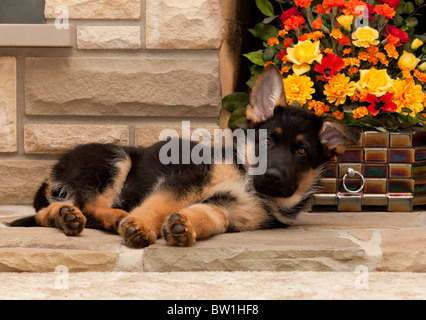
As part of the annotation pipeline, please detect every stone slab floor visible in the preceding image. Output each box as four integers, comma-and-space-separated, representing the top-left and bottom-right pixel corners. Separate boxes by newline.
1, 206, 425, 299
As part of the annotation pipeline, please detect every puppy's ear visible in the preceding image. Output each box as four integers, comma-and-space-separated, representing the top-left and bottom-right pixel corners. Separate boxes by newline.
246, 65, 287, 123
319, 116, 360, 157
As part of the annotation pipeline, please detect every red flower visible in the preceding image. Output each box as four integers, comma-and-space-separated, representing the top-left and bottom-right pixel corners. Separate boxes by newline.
383, 25, 409, 47
366, 93, 397, 116
279, 7, 303, 27
377, 0, 400, 7
314, 54, 346, 81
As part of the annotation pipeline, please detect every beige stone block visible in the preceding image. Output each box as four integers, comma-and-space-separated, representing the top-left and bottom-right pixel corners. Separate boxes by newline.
146, 0, 225, 49
24, 124, 129, 154
135, 124, 219, 147
143, 229, 366, 272
0, 57, 17, 152
378, 229, 426, 272
77, 26, 141, 50
45, 0, 141, 19
0, 160, 56, 204
25, 57, 221, 117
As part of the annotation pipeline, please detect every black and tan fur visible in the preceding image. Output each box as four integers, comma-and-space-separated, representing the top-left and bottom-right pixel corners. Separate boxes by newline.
8, 65, 357, 248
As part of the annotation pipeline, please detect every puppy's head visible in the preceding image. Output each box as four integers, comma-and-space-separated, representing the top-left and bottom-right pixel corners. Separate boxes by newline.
246, 65, 357, 198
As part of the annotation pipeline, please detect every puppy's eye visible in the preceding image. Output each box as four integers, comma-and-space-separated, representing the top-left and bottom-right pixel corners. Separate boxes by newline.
297, 146, 307, 155
263, 137, 272, 147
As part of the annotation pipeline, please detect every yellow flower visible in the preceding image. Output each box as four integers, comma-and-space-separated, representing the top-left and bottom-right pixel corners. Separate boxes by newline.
351, 26, 379, 48
391, 79, 425, 115
355, 69, 393, 97
324, 73, 356, 106
286, 40, 323, 76
283, 74, 315, 106
353, 107, 369, 119
419, 62, 426, 72
398, 51, 421, 70
411, 38, 424, 50
337, 15, 353, 32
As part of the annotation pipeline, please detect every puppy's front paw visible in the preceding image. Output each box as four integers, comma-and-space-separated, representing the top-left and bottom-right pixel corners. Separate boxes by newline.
162, 213, 196, 247
56, 206, 86, 236
118, 217, 156, 248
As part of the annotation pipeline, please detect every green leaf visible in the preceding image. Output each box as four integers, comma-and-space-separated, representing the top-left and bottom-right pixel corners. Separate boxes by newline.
394, 15, 404, 26
248, 23, 280, 42
408, 116, 419, 125
406, 16, 418, 28
255, 0, 275, 17
401, 107, 414, 113
222, 92, 250, 113
228, 108, 248, 130
243, 50, 267, 66
263, 47, 276, 60
404, 2, 415, 14
263, 15, 279, 24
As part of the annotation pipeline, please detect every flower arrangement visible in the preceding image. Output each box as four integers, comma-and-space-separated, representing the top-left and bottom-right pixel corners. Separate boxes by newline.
222, 0, 426, 131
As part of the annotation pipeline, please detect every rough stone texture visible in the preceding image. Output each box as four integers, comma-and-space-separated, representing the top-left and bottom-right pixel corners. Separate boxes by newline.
1, 271, 426, 300
135, 124, 220, 147
0, 161, 56, 204
0, 57, 17, 152
146, 0, 225, 49
2, 209, 426, 273
24, 124, 129, 154
44, 0, 141, 19
77, 26, 141, 50
378, 229, 426, 272
143, 229, 366, 272
25, 57, 221, 117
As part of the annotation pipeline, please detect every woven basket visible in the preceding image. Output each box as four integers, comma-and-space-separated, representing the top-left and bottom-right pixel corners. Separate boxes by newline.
311, 128, 426, 212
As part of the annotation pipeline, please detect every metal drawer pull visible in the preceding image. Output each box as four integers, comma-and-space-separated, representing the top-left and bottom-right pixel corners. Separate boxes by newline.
342, 168, 365, 193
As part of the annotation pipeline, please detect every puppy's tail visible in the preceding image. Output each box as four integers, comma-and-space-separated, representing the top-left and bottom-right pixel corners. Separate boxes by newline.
6, 215, 37, 227
4, 181, 49, 228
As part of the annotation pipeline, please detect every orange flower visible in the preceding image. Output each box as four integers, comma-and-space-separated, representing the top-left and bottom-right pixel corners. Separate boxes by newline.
374, 4, 396, 19
352, 106, 369, 119
324, 48, 334, 55
344, 57, 361, 67
386, 34, 401, 46
278, 30, 288, 38
337, 36, 351, 46
304, 31, 325, 41
358, 51, 369, 61
307, 100, 331, 116
384, 42, 399, 59
268, 37, 279, 46
366, 45, 378, 55
377, 52, 389, 67
281, 66, 291, 74
343, 0, 368, 17
317, 4, 326, 14
414, 69, 426, 83
402, 67, 413, 82
331, 28, 344, 40
264, 61, 275, 67
343, 48, 352, 55
294, 0, 313, 8
312, 18, 322, 30
284, 15, 306, 30
333, 110, 345, 120
348, 67, 359, 76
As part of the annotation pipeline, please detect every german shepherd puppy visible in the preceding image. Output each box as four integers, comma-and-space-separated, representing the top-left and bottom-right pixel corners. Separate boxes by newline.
8, 65, 356, 248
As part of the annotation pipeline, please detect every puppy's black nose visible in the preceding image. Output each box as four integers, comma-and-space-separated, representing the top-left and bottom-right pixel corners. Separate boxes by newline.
264, 167, 283, 184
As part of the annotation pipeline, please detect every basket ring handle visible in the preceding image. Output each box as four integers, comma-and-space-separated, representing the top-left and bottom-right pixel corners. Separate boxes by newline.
342, 168, 365, 193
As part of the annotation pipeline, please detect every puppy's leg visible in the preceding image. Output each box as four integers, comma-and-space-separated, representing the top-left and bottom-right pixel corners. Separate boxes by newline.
118, 191, 189, 248
35, 203, 86, 236
162, 203, 229, 247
